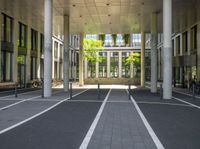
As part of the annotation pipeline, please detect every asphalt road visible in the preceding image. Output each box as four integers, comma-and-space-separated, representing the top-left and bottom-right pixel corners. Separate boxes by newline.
0, 89, 109, 149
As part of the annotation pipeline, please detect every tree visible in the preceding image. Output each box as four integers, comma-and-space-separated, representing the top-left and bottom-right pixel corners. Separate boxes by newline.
83, 38, 104, 63
99, 34, 105, 45
125, 53, 141, 77
123, 34, 130, 46
111, 34, 117, 46
83, 38, 104, 77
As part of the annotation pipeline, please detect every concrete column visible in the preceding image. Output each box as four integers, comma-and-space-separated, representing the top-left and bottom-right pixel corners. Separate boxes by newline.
63, 15, 70, 91
107, 51, 110, 78
0, 10, 2, 81
26, 27, 31, 84
96, 53, 99, 78
37, 32, 41, 79
150, 13, 158, 93
84, 58, 88, 79
69, 48, 72, 79
52, 40, 55, 79
44, 0, 53, 97
12, 18, 19, 83
141, 32, 145, 87
163, 0, 172, 99
79, 33, 84, 86
119, 51, 122, 78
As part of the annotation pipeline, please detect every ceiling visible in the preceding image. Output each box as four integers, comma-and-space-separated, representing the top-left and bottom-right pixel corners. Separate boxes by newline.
0, 0, 199, 36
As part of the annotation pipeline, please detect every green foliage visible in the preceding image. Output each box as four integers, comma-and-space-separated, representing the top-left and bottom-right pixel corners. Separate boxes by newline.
83, 38, 104, 65
111, 34, 117, 46
99, 34, 105, 44
125, 53, 141, 67
123, 34, 130, 45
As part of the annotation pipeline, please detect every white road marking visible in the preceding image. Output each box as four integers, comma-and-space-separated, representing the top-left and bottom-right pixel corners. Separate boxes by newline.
0, 90, 63, 111
172, 96, 200, 109
173, 90, 200, 99
0, 89, 88, 135
127, 90, 165, 149
79, 88, 112, 149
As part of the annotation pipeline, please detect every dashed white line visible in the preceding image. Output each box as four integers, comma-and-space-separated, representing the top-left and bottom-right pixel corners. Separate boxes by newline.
0, 89, 88, 135
79, 88, 112, 149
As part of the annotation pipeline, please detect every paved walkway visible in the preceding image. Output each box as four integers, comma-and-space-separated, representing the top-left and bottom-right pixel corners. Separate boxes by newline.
0, 85, 200, 149
87, 89, 157, 149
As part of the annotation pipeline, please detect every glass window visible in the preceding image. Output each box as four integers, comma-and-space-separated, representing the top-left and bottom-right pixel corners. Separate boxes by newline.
1, 52, 12, 81
191, 25, 197, 50
31, 29, 38, 51
1, 13, 13, 43
116, 34, 124, 46
176, 36, 180, 55
122, 52, 130, 78
110, 52, 119, 78
40, 34, 44, 54
60, 44, 63, 59
88, 62, 96, 78
54, 41, 58, 58
99, 52, 107, 78
132, 34, 141, 47
182, 32, 188, 53
104, 34, 112, 46
19, 22, 27, 48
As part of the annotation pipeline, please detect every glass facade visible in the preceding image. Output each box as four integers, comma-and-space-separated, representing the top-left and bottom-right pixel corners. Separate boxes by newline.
110, 52, 119, 78
122, 52, 130, 78
1, 14, 13, 82
31, 29, 38, 51
99, 52, 107, 78
19, 22, 27, 48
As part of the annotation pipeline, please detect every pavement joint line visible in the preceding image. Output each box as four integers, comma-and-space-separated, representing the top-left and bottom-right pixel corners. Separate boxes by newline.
106, 100, 131, 103
127, 89, 165, 149
0, 90, 64, 111
67, 100, 103, 103
79, 88, 112, 149
0, 89, 89, 135
137, 101, 193, 108
0, 88, 39, 94
0, 89, 41, 100
172, 96, 200, 109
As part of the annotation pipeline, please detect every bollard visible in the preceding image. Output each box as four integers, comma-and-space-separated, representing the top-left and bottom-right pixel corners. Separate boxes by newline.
192, 83, 195, 99
128, 84, 131, 100
160, 84, 163, 99
15, 83, 18, 98
70, 82, 72, 99
98, 83, 100, 100
41, 78, 44, 98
